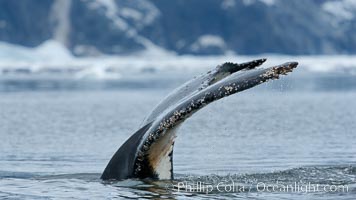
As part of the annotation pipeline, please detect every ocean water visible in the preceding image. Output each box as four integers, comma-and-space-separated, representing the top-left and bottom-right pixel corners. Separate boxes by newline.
0, 70, 356, 199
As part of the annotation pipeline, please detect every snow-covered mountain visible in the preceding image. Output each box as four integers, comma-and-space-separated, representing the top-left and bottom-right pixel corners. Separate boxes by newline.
0, 0, 356, 56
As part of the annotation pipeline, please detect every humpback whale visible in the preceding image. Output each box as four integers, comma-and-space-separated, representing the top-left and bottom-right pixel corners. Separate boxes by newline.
101, 58, 298, 180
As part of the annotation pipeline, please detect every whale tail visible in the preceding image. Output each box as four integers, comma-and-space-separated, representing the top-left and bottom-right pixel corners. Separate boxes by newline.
101, 122, 152, 180
101, 59, 298, 180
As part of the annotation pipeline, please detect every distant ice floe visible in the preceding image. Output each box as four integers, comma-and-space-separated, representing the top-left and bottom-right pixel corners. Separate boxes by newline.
74, 67, 121, 80
190, 35, 227, 52
0, 40, 356, 79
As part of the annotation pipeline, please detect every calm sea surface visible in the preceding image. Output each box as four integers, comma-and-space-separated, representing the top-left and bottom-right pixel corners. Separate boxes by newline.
0, 71, 356, 199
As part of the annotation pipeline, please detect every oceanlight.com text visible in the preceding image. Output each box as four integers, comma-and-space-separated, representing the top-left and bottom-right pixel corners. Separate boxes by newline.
166, 181, 349, 194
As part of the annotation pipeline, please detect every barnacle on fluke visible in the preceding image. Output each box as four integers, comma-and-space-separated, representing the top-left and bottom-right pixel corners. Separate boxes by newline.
101, 58, 298, 181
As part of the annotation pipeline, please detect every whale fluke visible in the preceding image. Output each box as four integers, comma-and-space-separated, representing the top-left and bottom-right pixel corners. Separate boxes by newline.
101, 122, 152, 180
101, 59, 298, 180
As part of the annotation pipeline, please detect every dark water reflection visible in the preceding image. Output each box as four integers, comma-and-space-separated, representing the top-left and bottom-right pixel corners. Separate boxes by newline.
0, 71, 355, 92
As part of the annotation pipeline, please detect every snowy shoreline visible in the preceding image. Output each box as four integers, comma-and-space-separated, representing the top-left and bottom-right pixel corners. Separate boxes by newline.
1, 40, 356, 79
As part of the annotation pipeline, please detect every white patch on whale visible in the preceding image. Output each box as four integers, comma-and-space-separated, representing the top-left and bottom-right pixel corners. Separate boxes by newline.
147, 126, 179, 179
